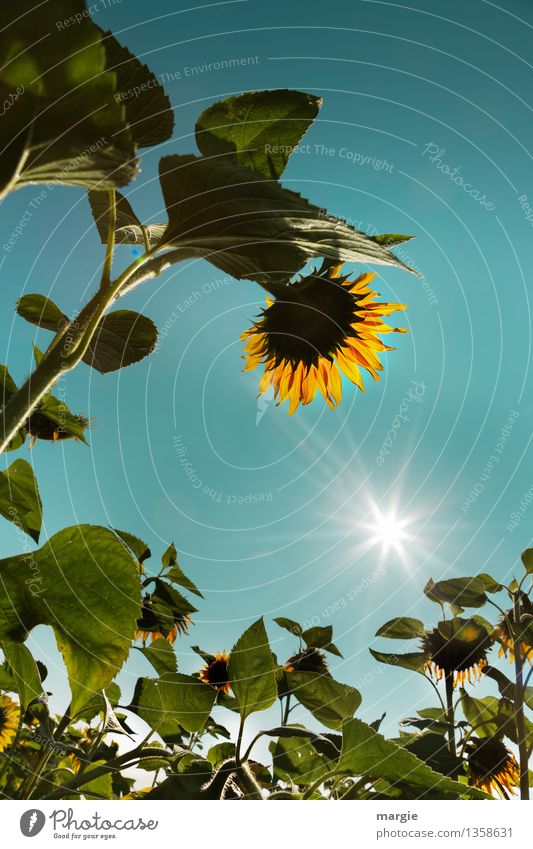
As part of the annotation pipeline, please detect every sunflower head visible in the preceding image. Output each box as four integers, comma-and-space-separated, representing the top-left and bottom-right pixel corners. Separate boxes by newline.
135, 595, 193, 645
466, 737, 520, 798
285, 647, 329, 675
494, 597, 533, 664
26, 411, 92, 445
0, 694, 20, 752
199, 651, 231, 694
422, 618, 493, 686
241, 263, 407, 414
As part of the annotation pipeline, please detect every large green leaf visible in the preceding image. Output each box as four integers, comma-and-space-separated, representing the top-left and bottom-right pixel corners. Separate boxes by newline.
339, 719, 488, 798
460, 692, 507, 739
0, 1, 136, 195
158, 154, 412, 284
0, 525, 140, 713
424, 577, 488, 609
131, 673, 216, 734
228, 618, 277, 720
0, 459, 42, 542
112, 529, 151, 564
195, 89, 321, 179
1, 642, 43, 710
375, 617, 425, 640
288, 671, 361, 730
100, 29, 174, 149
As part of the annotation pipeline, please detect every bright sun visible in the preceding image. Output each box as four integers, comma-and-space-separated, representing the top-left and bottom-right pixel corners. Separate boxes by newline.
367, 507, 411, 554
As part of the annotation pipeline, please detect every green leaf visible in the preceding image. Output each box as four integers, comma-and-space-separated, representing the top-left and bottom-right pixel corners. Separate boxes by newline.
369, 233, 414, 247
476, 573, 504, 593
131, 673, 216, 734
112, 528, 151, 563
521, 549, 533, 574
138, 638, 177, 676
82, 310, 158, 374
483, 666, 515, 700
0, 525, 140, 714
195, 89, 321, 179
158, 154, 413, 285
101, 29, 174, 149
273, 617, 302, 636
1, 642, 43, 710
88, 190, 166, 246
288, 671, 361, 730
207, 742, 236, 769
0, 4, 136, 195
424, 577, 487, 608
339, 719, 488, 798
460, 691, 502, 738
16, 295, 67, 331
75, 683, 121, 722
375, 617, 425, 640
369, 648, 429, 672
0, 459, 43, 542
161, 544, 203, 597
228, 617, 277, 720
270, 735, 332, 784
301, 625, 342, 656
147, 759, 216, 799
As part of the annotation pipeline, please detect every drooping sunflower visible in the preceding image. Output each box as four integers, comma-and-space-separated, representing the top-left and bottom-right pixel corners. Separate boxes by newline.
466, 737, 520, 798
0, 694, 20, 752
285, 647, 329, 675
135, 600, 192, 644
26, 411, 91, 448
241, 263, 407, 414
422, 619, 493, 687
494, 599, 533, 664
199, 651, 231, 694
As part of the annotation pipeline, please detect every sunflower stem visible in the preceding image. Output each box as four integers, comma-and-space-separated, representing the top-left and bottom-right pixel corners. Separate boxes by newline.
282, 694, 291, 726
100, 189, 116, 290
512, 592, 530, 800
444, 672, 456, 758
235, 715, 246, 766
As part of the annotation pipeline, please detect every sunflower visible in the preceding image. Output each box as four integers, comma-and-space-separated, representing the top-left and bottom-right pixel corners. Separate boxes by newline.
285, 647, 329, 674
241, 263, 407, 414
466, 737, 520, 798
422, 619, 493, 687
135, 601, 192, 644
199, 651, 231, 694
0, 694, 20, 752
135, 614, 191, 645
494, 601, 533, 664
26, 412, 91, 447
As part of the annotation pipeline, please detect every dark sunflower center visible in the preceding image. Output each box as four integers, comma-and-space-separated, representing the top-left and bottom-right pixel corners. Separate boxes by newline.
423, 628, 489, 673
261, 275, 359, 367
207, 659, 229, 688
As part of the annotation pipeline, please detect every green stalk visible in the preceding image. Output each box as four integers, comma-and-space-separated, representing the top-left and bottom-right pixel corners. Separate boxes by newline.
512, 593, 530, 800
444, 672, 456, 758
0, 249, 154, 454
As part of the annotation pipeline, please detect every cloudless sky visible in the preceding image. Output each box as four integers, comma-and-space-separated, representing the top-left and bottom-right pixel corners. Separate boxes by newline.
1, 0, 533, 744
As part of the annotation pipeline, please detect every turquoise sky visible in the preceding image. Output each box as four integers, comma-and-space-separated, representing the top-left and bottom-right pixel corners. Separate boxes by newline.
1, 0, 533, 744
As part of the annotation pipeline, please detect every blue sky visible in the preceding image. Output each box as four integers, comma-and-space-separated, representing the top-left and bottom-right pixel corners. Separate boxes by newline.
1, 0, 532, 741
